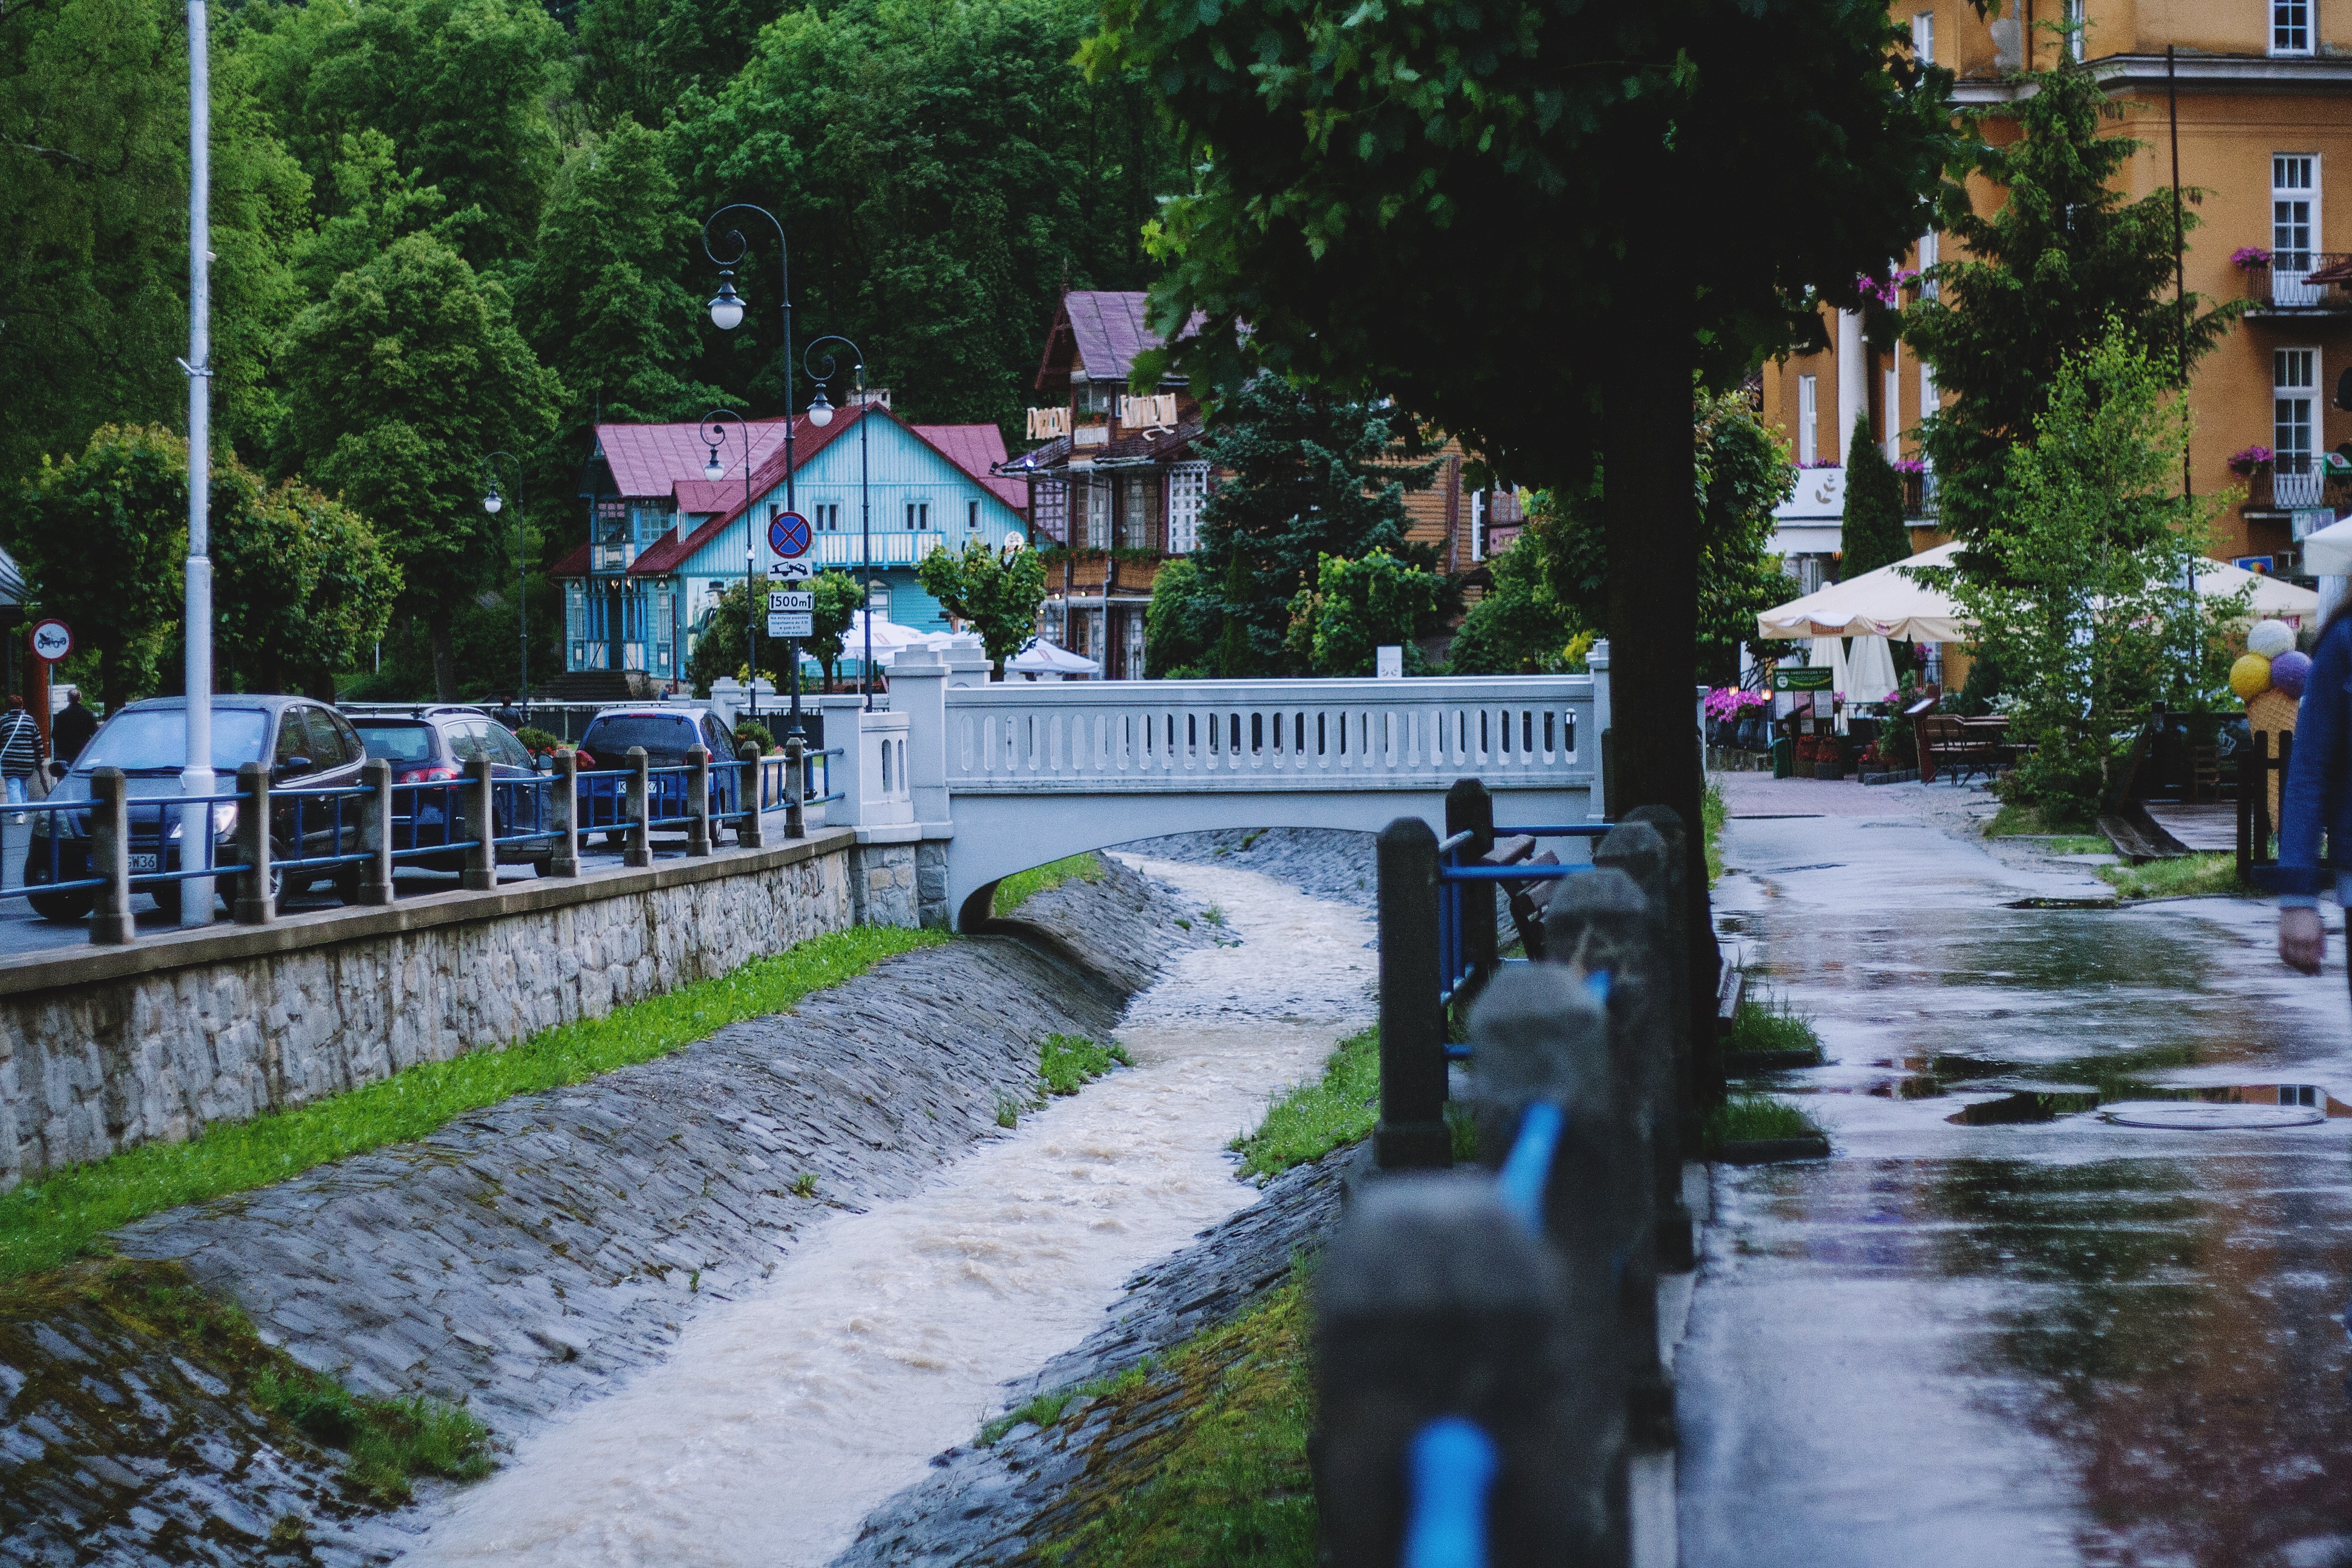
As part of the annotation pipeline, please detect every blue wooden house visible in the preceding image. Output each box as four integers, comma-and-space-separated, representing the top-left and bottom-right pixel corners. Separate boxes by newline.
553, 404, 1030, 688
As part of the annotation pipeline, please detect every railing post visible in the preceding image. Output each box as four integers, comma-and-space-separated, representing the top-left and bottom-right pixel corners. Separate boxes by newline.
88, 768, 134, 946
736, 743, 765, 850
1538, 871, 1675, 1449
1446, 776, 1498, 993
784, 734, 806, 840
461, 753, 497, 892
357, 759, 394, 904
624, 746, 652, 868
1622, 802, 1715, 1129
1376, 815, 1452, 1169
1316, 1175, 1609, 1567
233, 761, 273, 925
686, 745, 713, 857
547, 748, 581, 877
1589, 818, 1698, 1272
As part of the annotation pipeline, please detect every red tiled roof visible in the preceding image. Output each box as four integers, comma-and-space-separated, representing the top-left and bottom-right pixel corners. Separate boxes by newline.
627, 406, 870, 575
551, 540, 592, 578
913, 423, 1027, 513
628, 526, 694, 576
595, 417, 796, 500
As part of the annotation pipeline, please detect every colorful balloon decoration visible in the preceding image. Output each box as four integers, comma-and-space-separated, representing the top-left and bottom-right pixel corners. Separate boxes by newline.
2247, 619, 2298, 658
2271, 649, 2313, 699
2231, 653, 2275, 700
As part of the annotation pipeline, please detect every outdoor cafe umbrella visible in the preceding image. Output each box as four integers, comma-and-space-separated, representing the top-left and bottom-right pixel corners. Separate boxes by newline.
1006, 638, 1102, 679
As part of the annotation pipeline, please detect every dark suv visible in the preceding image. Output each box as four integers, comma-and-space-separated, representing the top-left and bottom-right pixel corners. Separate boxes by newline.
24, 696, 369, 921
345, 707, 549, 873
576, 707, 746, 841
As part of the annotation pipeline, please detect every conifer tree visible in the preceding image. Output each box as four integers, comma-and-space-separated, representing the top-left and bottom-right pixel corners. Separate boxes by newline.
1839, 413, 1911, 580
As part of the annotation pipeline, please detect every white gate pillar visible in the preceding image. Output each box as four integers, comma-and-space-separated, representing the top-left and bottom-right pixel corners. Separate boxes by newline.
890, 648, 954, 828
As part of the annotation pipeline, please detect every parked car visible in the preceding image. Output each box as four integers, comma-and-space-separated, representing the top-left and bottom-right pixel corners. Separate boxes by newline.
344, 706, 550, 874
575, 707, 746, 843
23, 696, 369, 921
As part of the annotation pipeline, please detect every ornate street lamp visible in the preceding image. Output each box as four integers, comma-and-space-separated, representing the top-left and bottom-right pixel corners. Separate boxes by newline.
701, 410, 757, 720
803, 335, 874, 709
480, 451, 528, 727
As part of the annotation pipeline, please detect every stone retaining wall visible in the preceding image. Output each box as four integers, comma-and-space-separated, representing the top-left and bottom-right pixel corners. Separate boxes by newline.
0, 830, 865, 1192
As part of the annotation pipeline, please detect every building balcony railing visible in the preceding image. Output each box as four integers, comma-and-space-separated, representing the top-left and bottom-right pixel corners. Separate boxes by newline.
810, 531, 955, 569
2243, 252, 2352, 312
1900, 468, 1938, 520
2246, 459, 2352, 513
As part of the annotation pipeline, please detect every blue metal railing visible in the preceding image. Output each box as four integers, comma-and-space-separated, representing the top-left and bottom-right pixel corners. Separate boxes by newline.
1436, 822, 1612, 1016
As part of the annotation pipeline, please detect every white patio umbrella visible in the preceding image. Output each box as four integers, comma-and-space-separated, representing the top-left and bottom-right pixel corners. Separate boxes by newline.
837, 612, 952, 665
1006, 638, 1101, 679
1844, 633, 1900, 703
1808, 635, 1851, 696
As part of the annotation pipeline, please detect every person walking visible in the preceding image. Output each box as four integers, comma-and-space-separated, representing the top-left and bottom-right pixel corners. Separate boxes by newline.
49, 691, 97, 766
2278, 604, 2352, 976
0, 695, 44, 823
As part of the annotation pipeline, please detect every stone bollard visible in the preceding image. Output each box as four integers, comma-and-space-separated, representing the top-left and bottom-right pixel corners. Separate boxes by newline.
461, 753, 497, 892
624, 746, 652, 869
736, 743, 765, 850
784, 735, 806, 840
88, 767, 134, 946
546, 748, 581, 877
1586, 820, 1699, 1272
1376, 815, 1451, 1169
357, 759, 395, 904
233, 760, 274, 925
1446, 776, 1499, 1001
686, 745, 713, 857
1315, 1174, 1615, 1567
1534, 872, 1675, 1448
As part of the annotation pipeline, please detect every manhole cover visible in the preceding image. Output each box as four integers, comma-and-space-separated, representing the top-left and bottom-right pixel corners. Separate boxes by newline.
2101, 1102, 2325, 1130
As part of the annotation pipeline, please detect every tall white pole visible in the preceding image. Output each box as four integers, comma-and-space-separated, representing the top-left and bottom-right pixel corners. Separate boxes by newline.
179, 0, 215, 926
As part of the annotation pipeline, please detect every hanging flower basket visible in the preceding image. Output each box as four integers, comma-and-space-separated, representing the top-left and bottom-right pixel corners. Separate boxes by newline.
2232, 246, 2274, 270
2229, 444, 2276, 477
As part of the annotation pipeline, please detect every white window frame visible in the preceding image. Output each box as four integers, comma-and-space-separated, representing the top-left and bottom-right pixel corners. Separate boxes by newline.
905, 500, 931, 531
1797, 376, 1818, 466
2276, 347, 2321, 507
966, 498, 982, 534
1884, 367, 1901, 461
1166, 462, 1209, 555
1910, 10, 1933, 65
2275, 154, 2319, 279
2274, 0, 2313, 56
1085, 477, 1112, 549
1918, 230, 1939, 300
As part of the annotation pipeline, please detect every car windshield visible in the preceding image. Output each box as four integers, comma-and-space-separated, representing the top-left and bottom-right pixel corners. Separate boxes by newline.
78, 708, 271, 773
353, 722, 436, 765
581, 716, 699, 756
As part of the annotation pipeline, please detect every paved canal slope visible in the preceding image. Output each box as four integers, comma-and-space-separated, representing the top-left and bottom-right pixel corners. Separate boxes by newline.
1684, 779, 2352, 1568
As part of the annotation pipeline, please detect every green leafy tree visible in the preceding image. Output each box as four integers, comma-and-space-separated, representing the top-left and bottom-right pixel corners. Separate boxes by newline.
686, 570, 864, 696
216, 477, 402, 698
1924, 327, 2241, 823
8, 425, 192, 709
1446, 538, 1579, 675
809, 570, 865, 690
673, 0, 1181, 426
276, 230, 564, 698
1839, 413, 1911, 580
1284, 550, 1440, 676
576, 0, 790, 130
0, 0, 307, 480
288, 129, 454, 301
916, 539, 1050, 678
1180, 376, 1436, 677
1527, 391, 1794, 683
516, 119, 719, 465
1143, 555, 1219, 677
1904, 56, 2241, 549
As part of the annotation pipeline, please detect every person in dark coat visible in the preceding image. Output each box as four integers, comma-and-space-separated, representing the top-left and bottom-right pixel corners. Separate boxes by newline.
49, 692, 97, 764
2278, 606, 2352, 977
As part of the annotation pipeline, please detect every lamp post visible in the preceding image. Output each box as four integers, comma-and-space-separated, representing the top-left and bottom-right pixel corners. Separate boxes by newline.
804, 335, 872, 710
176, 0, 216, 927
701, 203, 803, 745
480, 451, 528, 727
700, 411, 757, 721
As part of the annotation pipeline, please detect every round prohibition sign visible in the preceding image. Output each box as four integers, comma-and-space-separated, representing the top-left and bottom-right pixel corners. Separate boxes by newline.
769, 509, 812, 560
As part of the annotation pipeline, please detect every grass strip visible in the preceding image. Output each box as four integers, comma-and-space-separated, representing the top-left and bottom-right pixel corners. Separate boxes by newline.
995, 852, 1106, 916
1028, 1274, 1317, 1567
1231, 1027, 1380, 1184
1725, 988, 1821, 1056
1040, 1033, 1134, 1096
2097, 852, 2255, 901
978, 1362, 1155, 1446
0, 924, 947, 1282
1703, 1092, 1824, 1151
2, 1258, 492, 1501
1984, 802, 2096, 838
1702, 779, 1727, 886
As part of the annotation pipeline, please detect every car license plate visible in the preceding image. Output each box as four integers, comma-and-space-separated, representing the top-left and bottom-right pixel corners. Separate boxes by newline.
129, 853, 159, 874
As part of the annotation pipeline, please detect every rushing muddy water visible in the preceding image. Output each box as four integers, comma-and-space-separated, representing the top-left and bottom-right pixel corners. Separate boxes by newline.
400, 854, 1371, 1568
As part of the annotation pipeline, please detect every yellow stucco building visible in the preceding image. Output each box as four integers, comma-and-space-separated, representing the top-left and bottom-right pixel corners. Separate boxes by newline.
1759, 0, 2352, 580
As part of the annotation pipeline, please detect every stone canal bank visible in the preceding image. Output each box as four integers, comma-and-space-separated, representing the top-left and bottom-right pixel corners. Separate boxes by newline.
1, 855, 1206, 1567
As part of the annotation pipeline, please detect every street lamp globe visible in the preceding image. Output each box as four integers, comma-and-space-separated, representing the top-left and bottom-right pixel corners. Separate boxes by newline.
707, 275, 746, 332
704, 447, 725, 482
808, 387, 834, 428
482, 489, 503, 515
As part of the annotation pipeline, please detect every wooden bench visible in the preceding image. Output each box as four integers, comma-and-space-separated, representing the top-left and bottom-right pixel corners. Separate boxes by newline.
1918, 714, 2005, 785
1479, 833, 1560, 959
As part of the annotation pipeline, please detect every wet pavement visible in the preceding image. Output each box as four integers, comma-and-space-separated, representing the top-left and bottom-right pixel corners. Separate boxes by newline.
1682, 775, 2352, 1568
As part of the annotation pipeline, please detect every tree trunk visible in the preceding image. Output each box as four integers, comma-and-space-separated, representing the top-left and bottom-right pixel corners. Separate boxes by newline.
427, 606, 458, 702
1601, 298, 1723, 1120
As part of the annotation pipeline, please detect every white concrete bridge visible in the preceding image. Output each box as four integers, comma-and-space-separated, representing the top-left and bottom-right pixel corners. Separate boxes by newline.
819, 643, 1615, 930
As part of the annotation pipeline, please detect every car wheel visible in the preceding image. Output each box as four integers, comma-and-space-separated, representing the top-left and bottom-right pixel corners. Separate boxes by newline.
150, 880, 181, 923
27, 889, 94, 922
333, 866, 365, 904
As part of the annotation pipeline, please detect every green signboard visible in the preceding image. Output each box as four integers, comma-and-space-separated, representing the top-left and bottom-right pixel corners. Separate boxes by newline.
1771, 666, 1834, 693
